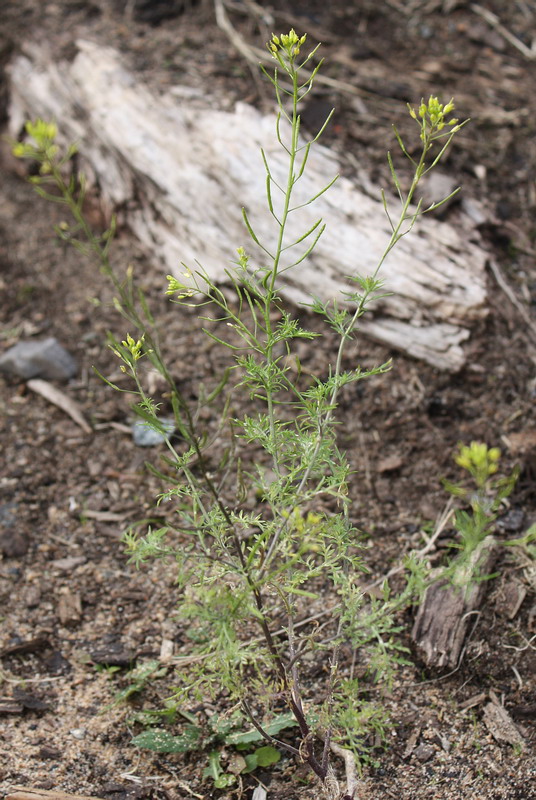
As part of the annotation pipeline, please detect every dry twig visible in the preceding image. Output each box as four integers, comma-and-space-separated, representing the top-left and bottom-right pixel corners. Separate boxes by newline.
470, 3, 536, 60
489, 259, 536, 346
6, 790, 106, 800
328, 740, 361, 799
213, 0, 372, 100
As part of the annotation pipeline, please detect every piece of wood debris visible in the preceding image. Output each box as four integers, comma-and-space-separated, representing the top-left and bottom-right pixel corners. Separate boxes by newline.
483, 700, 525, 748
509, 704, 536, 719
26, 379, 92, 434
0, 698, 24, 714
460, 691, 487, 710
6, 789, 107, 800
57, 590, 83, 626
500, 578, 527, 620
12, 687, 50, 711
402, 727, 421, 759
89, 647, 136, 667
412, 537, 497, 669
8, 40, 489, 371
377, 453, 404, 473
329, 740, 361, 799
0, 634, 50, 658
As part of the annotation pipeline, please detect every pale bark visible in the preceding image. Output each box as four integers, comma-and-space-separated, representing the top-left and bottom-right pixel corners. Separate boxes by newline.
8, 40, 488, 369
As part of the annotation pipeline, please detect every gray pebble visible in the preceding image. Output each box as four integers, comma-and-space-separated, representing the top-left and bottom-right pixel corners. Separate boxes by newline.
414, 744, 436, 763
70, 728, 87, 740
0, 337, 77, 381
131, 417, 175, 447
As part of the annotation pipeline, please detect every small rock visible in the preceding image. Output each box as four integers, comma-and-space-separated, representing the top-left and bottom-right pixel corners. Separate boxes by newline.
0, 528, 29, 558
0, 337, 77, 381
131, 416, 175, 447
461, 196, 487, 226
499, 578, 527, 620
43, 650, 72, 674
0, 502, 18, 527
377, 454, 404, 473
35, 780, 55, 791
57, 589, 83, 626
37, 745, 61, 759
23, 585, 42, 608
413, 743, 435, 763
419, 24, 434, 39
70, 728, 87, 739
498, 508, 525, 533
90, 645, 136, 667
227, 753, 247, 775
0, 502, 27, 558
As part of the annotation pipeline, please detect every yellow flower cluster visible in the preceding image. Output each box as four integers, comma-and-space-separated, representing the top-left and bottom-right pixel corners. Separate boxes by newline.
122, 333, 145, 362
269, 29, 307, 58
408, 96, 459, 134
455, 441, 501, 486
12, 119, 59, 159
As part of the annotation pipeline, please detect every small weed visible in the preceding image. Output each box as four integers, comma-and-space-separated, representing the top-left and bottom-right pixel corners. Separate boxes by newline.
13, 29, 467, 796
443, 441, 519, 583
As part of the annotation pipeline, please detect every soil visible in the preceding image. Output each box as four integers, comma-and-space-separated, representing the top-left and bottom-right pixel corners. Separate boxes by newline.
1, 2, 536, 799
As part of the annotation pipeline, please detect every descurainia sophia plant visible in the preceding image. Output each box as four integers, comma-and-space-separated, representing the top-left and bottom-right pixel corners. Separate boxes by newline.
13, 29, 467, 799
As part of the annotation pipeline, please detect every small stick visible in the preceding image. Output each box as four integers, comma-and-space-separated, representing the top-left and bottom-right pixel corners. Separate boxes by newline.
6, 790, 106, 800
489, 259, 536, 345
329, 741, 361, 799
470, 4, 536, 60
213, 0, 373, 100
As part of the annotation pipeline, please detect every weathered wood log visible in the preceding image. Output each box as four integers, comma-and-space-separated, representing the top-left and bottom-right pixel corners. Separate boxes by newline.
7, 40, 488, 369
412, 537, 498, 670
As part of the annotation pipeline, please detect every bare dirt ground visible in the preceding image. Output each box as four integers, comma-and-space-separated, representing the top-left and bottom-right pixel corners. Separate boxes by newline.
1, 2, 535, 799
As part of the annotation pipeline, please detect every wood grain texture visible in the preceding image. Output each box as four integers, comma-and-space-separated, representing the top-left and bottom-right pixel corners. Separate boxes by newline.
8, 40, 488, 369
412, 537, 498, 669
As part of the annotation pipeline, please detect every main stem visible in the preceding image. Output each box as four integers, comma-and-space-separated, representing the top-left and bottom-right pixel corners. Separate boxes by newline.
264, 65, 300, 476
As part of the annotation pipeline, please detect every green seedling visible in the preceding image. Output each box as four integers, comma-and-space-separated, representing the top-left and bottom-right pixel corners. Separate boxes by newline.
106, 659, 168, 708
131, 708, 295, 787
443, 442, 519, 581
93, 663, 122, 677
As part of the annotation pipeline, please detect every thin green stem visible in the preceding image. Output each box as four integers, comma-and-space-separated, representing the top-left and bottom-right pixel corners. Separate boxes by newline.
263, 62, 301, 475
259, 129, 437, 579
